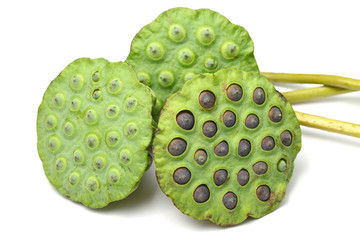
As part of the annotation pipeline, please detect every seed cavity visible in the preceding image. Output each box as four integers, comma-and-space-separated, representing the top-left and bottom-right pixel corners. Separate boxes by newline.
221, 41, 239, 59
53, 93, 65, 109
184, 72, 195, 82
106, 131, 120, 147
146, 42, 165, 61
85, 109, 97, 125
196, 26, 215, 45
269, 106, 282, 123
68, 172, 80, 185
106, 104, 119, 119
93, 155, 106, 170
193, 184, 210, 203
63, 121, 75, 137
125, 122, 138, 138
256, 185, 271, 202
253, 87, 266, 105
92, 71, 100, 82
223, 192, 237, 210
124, 97, 137, 112
86, 133, 99, 149
202, 121, 217, 138
277, 159, 287, 172
168, 24, 186, 42
199, 90, 216, 109
194, 149, 207, 165
204, 57, 218, 70
55, 158, 67, 172
214, 141, 229, 157
280, 130, 293, 146
47, 136, 61, 152
176, 110, 194, 130
73, 149, 84, 164
158, 70, 174, 87
86, 177, 98, 192
168, 138, 187, 156
92, 89, 101, 100
107, 79, 122, 94
70, 74, 84, 90
245, 114, 260, 129
213, 169, 228, 186
69, 98, 81, 112
137, 72, 151, 86
226, 84, 243, 102
253, 161, 268, 175
119, 149, 131, 164
238, 139, 251, 157
108, 168, 121, 183
261, 136, 275, 151
173, 167, 191, 185
223, 110, 236, 127
177, 48, 195, 66
45, 115, 57, 130
237, 169, 250, 186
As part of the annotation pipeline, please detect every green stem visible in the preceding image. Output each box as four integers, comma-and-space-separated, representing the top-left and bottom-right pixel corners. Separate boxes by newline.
261, 72, 360, 91
283, 86, 355, 103
295, 111, 360, 138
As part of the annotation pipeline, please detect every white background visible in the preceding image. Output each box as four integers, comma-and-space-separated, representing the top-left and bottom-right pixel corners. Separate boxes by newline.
1, 0, 360, 239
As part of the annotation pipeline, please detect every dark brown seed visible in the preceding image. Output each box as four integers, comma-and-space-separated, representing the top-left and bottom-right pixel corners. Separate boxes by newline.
238, 139, 251, 157
280, 130, 292, 146
268, 106, 282, 122
222, 192, 237, 210
245, 114, 259, 129
253, 161, 268, 175
168, 138, 187, 156
223, 110, 236, 127
237, 169, 250, 186
226, 84, 243, 102
202, 121, 217, 138
253, 87, 265, 105
194, 149, 207, 165
261, 136, 275, 151
213, 169, 228, 186
193, 185, 210, 203
176, 110, 194, 130
214, 141, 229, 156
173, 167, 191, 185
199, 91, 216, 109
256, 185, 271, 201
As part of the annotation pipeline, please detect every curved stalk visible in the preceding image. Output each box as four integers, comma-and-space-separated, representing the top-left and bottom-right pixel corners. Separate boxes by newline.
283, 86, 355, 103
262, 72, 360, 91
295, 111, 360, 138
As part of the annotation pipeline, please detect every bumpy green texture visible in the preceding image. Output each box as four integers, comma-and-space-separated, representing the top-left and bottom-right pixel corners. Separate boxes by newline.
37, 58, 154, 208
126, 7, 259, 119
153, 68, 301, 226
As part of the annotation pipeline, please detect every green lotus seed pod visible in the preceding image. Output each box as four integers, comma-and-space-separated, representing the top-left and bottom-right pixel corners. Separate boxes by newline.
126, 7, 259, 120
153, 68, 301, 226
37, 58, 154, 208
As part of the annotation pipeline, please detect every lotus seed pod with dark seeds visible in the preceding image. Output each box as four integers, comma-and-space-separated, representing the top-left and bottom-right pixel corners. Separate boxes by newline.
126, 7, 259, 119
153, 68, 301, 226
37, 58, 154, 208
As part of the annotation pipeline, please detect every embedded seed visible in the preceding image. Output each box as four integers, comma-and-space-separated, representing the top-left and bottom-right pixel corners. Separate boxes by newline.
223, 110, 236, 127
194, 149, 207, 165
177, 48, 195, 66
261, 136, 275, 151
256, 185, 271, 201
253, 161, 268, 175
253, 87, 265, 105
280, 130, 293, 146
237, 169, 250, 186
168, 24, 186, 42
92, 89, 101, 100
146, 42, 165, 60
199, 90, 216, 109
226, 84, 243, 102
238, 139, 251, 157
196, 26, 215, 45
158, 71, 174, 87
222, 192, 237, 210
214, 141, 229, 156
221, 41, 239, 59
204, 57, 218, 70
176, 110, 194, 130
245, 114, 259, 129
268, 106, 282, 122
213, 169, 228, 186
202, 121, 217, 138
92, 71, 100, 82
168, 138, 187, 156
277, 159, 287, 172
193, 185, 210, 203
173, 167, 191, 185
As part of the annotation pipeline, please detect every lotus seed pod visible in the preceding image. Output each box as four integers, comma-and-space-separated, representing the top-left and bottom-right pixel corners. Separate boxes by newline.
153, 68, 301, 226
37, 58, 154, 208
126, 7, 259, 120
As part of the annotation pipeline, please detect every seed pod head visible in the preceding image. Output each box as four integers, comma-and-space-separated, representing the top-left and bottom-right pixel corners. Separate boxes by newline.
126, 7, 259, 120
37, 58, 154, 208
153, 68, 301, 226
